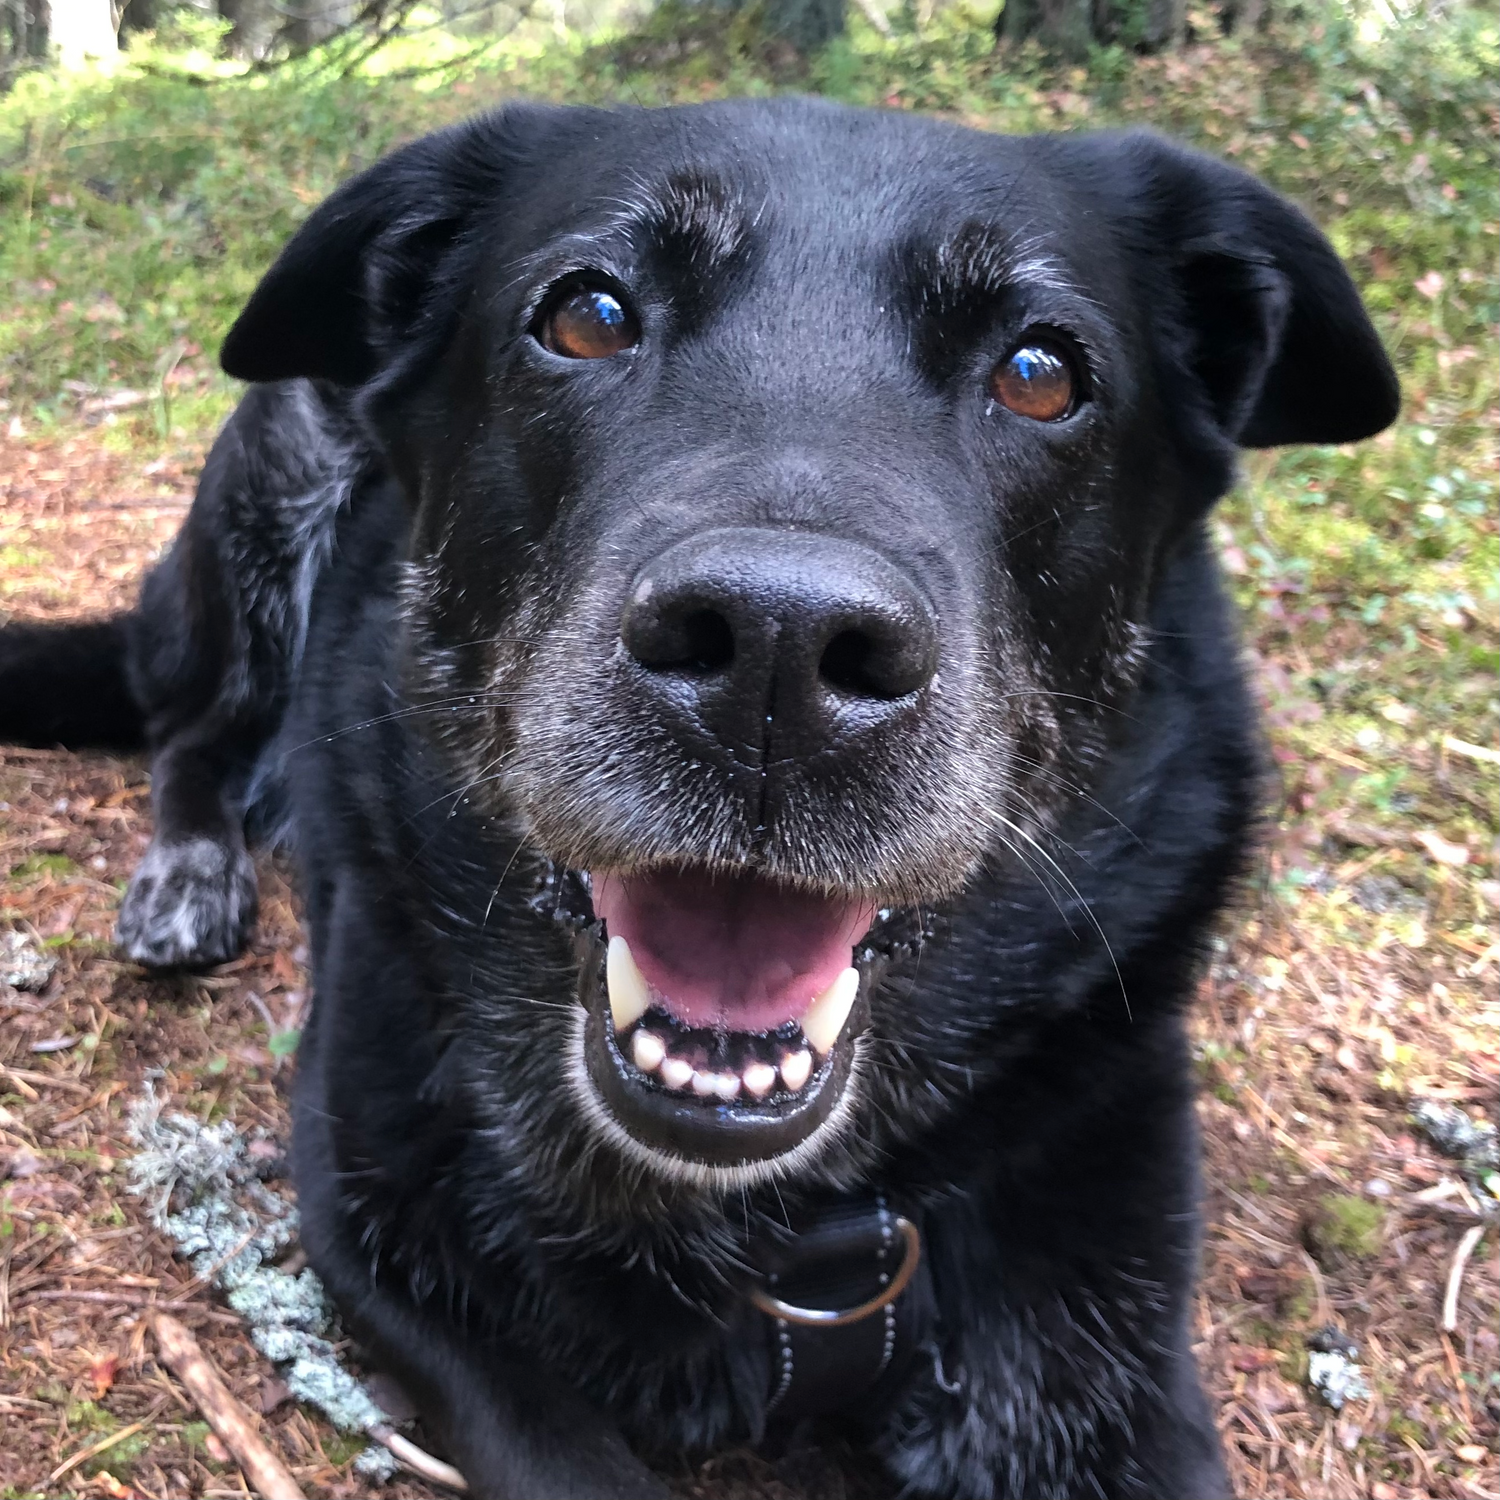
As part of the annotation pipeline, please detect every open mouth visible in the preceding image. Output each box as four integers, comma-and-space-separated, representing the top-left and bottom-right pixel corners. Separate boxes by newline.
538, 864, 915, 1171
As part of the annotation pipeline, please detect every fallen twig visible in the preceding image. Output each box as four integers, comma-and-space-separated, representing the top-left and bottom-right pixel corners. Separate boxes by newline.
372, 1423, 470, 1493
1442, 734, 1500, 768
49, 1417, 150, 1483
1441, 1224, 1486, 1333
0, 1064, 91, 1094
150, 1312, 306, 1500
14, 1288, 241, 1323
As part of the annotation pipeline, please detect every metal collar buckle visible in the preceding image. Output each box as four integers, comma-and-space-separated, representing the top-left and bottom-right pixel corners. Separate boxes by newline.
747, 1215, 921, 1328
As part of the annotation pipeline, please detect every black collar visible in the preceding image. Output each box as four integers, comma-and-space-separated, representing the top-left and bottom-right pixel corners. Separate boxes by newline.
746, 1192, 934, 1424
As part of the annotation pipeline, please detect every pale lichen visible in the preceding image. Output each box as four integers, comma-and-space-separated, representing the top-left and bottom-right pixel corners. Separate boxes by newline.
126, 1080, 396, 1479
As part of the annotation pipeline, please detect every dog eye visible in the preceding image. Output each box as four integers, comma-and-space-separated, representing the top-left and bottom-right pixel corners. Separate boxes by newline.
538, 286, 640, 360
989, 341, 1078, 422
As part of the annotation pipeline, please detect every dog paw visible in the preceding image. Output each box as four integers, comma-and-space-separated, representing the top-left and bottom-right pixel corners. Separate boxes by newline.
116, 836, 258, 968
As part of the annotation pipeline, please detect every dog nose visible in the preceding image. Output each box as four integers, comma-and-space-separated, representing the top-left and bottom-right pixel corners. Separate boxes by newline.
620, 527, 937, 754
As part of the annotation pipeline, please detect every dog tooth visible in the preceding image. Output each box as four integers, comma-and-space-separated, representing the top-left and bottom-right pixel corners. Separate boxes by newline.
710, 1072, 740, 1101
659, 1056, 694, 1091
631, 1029, 666, 1074
607, 936, 651, 1032
691, 1069, 718, 1098
799, 966, 859, 1055
779, 1049, 813, 1092
742, 1061, 777, 1099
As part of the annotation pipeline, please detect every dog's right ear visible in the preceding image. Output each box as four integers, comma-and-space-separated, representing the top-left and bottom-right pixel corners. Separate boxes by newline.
220, 105, 575, 387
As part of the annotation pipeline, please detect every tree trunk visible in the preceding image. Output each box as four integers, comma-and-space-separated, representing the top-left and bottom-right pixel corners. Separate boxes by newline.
2, 0, 51, 77
996, 0, 1092, 57
1226, 0, 1266, 34
760, 0, 844, 52
116, 0, 154, 41
280, 0, 351, 51
1141, 0, 1183, 49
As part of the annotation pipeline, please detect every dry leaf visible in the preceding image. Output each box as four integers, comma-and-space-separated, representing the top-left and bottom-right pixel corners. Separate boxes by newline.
92, 1472, 141, 1500
88, 1352, 121, 1398
1230, 1346, 1280, 1372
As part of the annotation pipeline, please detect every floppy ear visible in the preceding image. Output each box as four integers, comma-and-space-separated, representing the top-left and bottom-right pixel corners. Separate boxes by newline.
220, 104, 578, 387
1093, 132, 1400, 448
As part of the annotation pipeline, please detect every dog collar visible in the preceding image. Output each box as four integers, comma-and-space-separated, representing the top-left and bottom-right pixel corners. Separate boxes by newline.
748, 1192, 933, 1423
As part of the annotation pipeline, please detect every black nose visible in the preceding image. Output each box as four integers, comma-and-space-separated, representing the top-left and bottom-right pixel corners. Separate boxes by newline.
620, 527, 938, 755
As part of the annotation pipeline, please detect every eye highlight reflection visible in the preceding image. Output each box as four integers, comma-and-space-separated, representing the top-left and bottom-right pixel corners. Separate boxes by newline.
989, 341, 1079, 422
539, 286, 640, 360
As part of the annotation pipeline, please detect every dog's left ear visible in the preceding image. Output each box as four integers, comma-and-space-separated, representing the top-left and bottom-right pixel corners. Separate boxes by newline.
220, 103, 586, 387
1084, 132, 1399, 447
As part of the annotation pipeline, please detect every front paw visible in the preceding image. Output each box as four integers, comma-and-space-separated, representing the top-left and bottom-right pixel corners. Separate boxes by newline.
116, 835, 258, 968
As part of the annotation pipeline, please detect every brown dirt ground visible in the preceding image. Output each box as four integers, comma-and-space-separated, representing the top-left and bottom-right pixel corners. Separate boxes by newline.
1, 422, 1496, 1500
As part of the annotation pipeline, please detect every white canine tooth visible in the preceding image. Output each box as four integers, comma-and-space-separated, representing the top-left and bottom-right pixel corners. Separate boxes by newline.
691, 1069, 718, 1098
711, 1072, 740, 1101
631, 1030, 666, 1074
607, 936, 651, 1032
742, 1062, 777, 1099
659, 1056, 694, 1091
779, 1048, 813, 1092
799, 966, 859, 1055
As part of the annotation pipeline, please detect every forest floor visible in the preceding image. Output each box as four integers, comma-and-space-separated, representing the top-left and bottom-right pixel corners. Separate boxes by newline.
1, 363, 1496, 1500
1, 7, 1498, 1497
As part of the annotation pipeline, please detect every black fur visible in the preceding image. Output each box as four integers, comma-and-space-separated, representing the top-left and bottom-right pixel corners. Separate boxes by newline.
0, 99, 1398, 1499
0, 618, 142, 750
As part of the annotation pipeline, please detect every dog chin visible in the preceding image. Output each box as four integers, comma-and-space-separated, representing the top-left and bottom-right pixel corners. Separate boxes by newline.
535, 861, 920, 1188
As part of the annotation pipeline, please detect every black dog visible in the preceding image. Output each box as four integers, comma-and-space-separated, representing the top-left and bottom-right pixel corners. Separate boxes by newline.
0, 98, 1397, 1498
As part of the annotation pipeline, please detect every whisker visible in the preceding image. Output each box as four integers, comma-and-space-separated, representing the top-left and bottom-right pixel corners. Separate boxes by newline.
1007, 752, 1145, 849
285, 694, 520, 753
993, 813, 1131, 1022
996, 689, 1135, 720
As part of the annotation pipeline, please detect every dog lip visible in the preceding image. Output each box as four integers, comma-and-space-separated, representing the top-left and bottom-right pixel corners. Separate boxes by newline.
577, 926, 862, 1167
534, 858, 929, 1167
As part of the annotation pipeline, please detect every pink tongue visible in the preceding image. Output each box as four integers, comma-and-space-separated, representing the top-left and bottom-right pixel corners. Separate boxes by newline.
592, 869, 874, 1033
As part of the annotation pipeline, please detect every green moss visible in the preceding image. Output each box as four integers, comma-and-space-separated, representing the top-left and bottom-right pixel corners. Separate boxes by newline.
82, 1431, 150, 1478
1387, 1412, 1425, 1445
321, 1431, 370, 1466
181, 1419, 222, 1469
1309, 1193, 1387, 1261
8, 853, 76, 882
63, 1399, 116, 1434
1281, 1275, 1316, 1326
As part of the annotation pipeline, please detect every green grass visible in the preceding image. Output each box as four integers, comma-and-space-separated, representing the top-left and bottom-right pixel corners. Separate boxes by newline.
1, 0, 1495, 879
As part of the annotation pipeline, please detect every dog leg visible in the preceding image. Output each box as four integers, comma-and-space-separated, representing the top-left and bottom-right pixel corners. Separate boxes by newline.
309, 1250, 669, 1499
351, 1292, 669, 1500
115, 745, 257, 969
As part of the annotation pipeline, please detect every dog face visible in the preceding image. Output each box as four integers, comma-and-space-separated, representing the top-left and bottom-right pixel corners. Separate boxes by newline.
225, 99, 1395, 1190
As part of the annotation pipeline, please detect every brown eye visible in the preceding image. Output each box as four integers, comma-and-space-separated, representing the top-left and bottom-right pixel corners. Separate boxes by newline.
989, 341, 1078, 421
539, 287, 639, 360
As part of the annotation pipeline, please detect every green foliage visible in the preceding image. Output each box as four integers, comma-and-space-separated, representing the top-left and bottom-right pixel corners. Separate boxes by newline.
268, 1027, 301, 1057
0, 0, 1493, 886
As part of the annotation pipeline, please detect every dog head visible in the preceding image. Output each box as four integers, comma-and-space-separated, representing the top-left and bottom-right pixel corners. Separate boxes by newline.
224, 99, 1396, 1193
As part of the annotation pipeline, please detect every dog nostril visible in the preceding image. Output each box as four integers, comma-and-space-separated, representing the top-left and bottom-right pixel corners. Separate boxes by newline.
622, 596, 736, 676
819, 626, 929, 700
680, 610, 734, 673
820, 630, 878, 696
